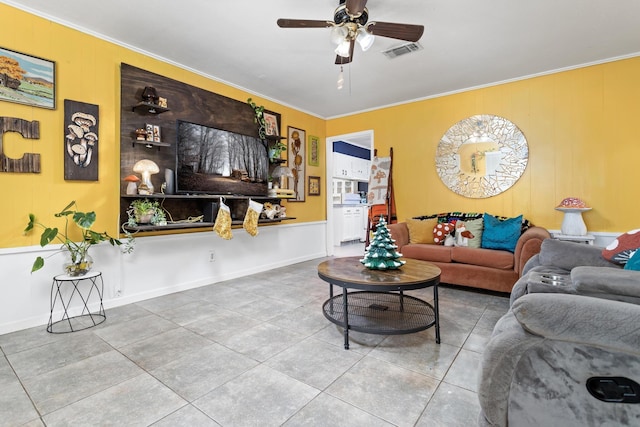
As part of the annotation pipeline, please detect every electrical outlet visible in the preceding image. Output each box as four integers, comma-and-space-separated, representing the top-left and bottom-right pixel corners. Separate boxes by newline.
209, 250, 215, 262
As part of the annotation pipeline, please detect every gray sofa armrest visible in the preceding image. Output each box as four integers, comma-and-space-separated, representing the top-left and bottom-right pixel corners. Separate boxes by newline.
512, 293, 640, 353
538, 239, 617, 270
477, 311, 544, 426
572, 266, 640, 304
521, 253, 541, 276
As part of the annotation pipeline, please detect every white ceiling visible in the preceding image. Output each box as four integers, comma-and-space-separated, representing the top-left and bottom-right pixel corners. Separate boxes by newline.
4, 0, 640, 119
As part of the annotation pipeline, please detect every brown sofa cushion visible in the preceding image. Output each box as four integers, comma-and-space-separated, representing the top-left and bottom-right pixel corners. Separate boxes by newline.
451, 246, 514, 270
401, 244, 452, 263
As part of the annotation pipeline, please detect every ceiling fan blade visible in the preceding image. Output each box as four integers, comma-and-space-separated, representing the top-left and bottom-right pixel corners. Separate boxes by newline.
345, 0, 368, 16
334, 39, 356, 65
366, 21, 424, 42
277, 19, 333, 28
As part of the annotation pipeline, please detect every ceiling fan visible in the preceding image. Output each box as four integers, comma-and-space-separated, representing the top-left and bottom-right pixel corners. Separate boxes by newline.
277, 0, 424, 65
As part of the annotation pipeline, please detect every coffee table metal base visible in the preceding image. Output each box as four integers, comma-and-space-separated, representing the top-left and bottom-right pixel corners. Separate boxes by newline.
323, 289, 439, 349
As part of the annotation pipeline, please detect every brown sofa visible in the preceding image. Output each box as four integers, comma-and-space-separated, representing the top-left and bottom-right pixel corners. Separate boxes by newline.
388, 221, 551, 293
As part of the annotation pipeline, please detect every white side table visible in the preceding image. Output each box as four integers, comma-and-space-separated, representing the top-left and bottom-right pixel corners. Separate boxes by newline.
553, 233, 596, 245
48, 271, 105, 333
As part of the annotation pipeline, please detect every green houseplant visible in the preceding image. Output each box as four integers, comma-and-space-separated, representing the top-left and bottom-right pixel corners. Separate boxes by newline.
247, 97, 267, 139
125, 198, 167, 227
24, 200, 132, 275
268, 140, 287, 162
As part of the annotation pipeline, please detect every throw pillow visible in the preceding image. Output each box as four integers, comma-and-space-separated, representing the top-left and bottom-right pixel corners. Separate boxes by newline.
406, 218, 438, 244
481, 213, 523, 253
433, 222, 455, 245
624, 249, 640, 271
463, 217, 484, 248
603, 229, 640, 265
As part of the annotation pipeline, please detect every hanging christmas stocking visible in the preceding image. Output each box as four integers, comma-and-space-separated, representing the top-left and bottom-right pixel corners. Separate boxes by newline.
213, 199, 233, 240
243, 199, 263, 237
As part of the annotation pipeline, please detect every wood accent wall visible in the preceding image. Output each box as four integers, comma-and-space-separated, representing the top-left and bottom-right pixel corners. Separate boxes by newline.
120, 63, 263, 194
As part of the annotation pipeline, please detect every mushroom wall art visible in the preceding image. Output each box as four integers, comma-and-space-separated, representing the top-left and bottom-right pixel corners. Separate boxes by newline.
63, 100, 99, 180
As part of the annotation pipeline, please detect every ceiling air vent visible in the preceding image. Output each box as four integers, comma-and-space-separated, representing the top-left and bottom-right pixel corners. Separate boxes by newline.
382, 42, 423, 59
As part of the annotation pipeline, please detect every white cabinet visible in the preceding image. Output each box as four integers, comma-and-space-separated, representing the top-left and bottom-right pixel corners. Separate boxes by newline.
334, 206, 366, 243
333, 153, 370, 181
333, 153, 350, 178
333, 179, 356, 202
352, 157, 370, 181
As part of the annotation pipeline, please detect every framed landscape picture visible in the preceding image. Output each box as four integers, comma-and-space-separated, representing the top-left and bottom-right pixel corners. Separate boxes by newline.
0, 47, 55, 109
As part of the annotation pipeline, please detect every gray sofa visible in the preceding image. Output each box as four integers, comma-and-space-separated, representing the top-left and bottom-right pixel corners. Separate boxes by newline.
477, 239, 640, 426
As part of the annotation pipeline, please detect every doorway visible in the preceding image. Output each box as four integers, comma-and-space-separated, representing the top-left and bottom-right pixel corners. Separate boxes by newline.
325, 130, 374, 257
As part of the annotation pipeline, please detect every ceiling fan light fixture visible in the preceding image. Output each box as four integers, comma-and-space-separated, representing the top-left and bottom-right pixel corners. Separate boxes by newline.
356, 29, 375, 51
330, 25, 349, 45
335, 40, 351, 58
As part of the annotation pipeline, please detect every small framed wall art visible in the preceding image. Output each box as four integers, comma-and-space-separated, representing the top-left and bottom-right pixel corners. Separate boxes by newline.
145, 123, 153, 141
308, 135, 319, 166
64, 99, 99, 180
153, 125, 161, 142
308, 176, 321, 196
264, 112, 279, 136
0, 47, 55, 109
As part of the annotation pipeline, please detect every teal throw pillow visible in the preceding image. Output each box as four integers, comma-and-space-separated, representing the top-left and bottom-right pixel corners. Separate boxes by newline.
624, 249, 640, 271
481, 213, 523, 253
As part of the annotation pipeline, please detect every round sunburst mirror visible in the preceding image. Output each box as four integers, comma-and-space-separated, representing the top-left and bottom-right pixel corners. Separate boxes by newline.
435, 115, 528, 198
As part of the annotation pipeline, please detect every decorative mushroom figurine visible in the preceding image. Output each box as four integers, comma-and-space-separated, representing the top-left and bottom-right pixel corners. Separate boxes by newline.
133, 159, 159, 194
123, 174, 140, 195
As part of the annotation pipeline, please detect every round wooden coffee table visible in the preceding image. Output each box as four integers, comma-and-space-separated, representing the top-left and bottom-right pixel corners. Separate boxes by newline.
317, 256, 441, 349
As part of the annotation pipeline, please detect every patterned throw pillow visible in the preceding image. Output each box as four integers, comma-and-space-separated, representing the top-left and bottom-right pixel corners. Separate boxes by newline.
406, 218, 438, 244
603, 229, 640, 265
481, 213, 523, 253
433, 222, 455, 245
463, 217, 484, 248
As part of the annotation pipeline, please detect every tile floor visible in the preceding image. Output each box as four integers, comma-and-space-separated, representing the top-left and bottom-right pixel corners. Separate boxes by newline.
0, 250, 510, 427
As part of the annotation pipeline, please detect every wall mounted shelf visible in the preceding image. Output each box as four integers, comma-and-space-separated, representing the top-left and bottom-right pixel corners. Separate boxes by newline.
121, 194, 294, 232
132, 140, 171, 149
131, 102, 170, 114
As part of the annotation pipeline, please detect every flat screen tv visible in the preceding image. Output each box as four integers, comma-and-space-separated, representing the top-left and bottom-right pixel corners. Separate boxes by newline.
176, 120, 269, 196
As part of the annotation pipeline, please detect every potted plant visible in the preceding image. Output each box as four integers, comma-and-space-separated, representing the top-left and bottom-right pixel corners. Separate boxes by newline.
24, 200, 133, 275
268, 140, 287, 162
125, 199, 167, 227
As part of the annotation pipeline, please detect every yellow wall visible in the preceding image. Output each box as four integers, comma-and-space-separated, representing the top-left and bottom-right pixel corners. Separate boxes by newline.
2, 3, 638, 252
0, 4, 325, 249
328, 57, 640, 233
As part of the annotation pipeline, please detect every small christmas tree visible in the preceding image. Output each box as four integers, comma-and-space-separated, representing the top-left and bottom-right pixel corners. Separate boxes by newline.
360, 215, 406, 270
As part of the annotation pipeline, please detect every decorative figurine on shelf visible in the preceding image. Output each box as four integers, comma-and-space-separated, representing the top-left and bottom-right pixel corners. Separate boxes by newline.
133, 159, 159, 194
135, 128, 147, 141
360, 215, 406, 270
123, 174, 140, 195
141, 86, 158, 104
